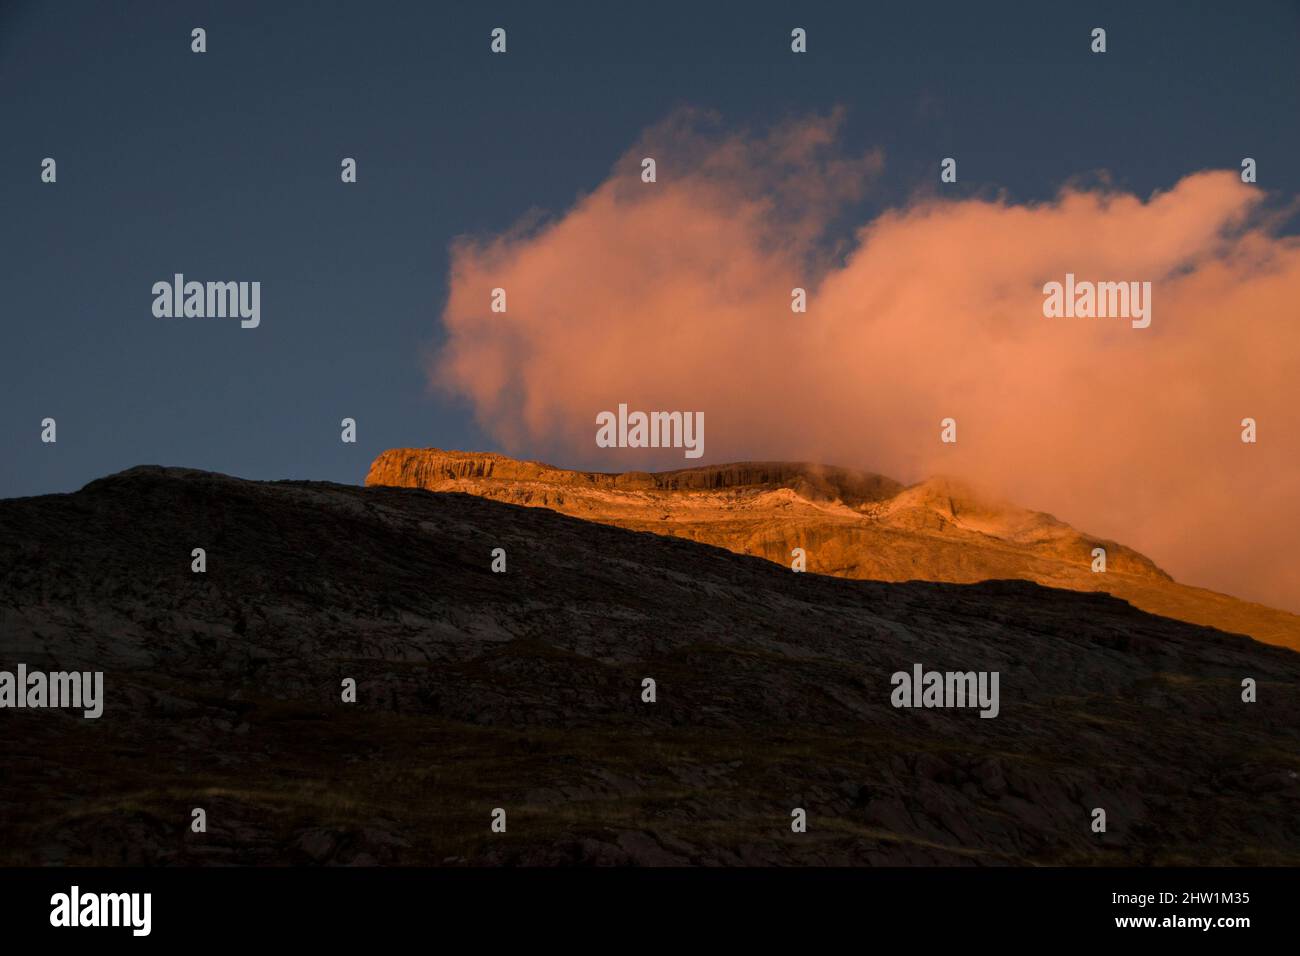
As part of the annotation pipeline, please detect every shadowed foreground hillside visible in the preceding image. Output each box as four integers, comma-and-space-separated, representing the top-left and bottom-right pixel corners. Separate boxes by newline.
1, 467, 1298, 865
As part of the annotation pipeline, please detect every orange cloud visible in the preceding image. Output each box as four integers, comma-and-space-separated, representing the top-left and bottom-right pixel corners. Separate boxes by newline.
434, 111, 1300, 612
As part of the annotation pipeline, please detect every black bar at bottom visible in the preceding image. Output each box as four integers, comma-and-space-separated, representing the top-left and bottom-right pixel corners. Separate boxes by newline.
0, 866, 1289, 942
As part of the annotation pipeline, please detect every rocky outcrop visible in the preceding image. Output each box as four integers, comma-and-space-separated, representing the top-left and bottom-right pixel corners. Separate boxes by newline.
366, 448, 904, 504
366, 450, 1300, 650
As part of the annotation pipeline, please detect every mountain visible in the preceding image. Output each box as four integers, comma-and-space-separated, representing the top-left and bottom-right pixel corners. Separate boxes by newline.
366, 449, 1300, 651
1, 466, 1297, 865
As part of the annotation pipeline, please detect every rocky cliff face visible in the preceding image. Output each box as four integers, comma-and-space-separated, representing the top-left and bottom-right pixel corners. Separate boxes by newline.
366, 449, 1300, 651
2, 466, 1296, 866
366, 447, 905, 504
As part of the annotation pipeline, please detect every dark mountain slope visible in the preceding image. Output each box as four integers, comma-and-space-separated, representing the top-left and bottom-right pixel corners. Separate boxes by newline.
0, 467, 1297, 865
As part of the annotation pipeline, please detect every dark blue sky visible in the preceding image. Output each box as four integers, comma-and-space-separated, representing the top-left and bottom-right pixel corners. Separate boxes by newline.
2, 0, 1297, 498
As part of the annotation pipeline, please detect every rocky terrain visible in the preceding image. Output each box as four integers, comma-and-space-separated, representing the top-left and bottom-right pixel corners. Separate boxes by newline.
1, 466, 1298, 865
367, 449, 1300, 651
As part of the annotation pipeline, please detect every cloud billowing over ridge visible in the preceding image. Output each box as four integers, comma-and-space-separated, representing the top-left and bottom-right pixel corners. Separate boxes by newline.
433, 110, 1300, 612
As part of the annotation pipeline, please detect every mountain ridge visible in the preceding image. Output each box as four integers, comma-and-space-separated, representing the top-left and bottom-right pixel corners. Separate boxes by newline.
366, 448, 1299, 651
